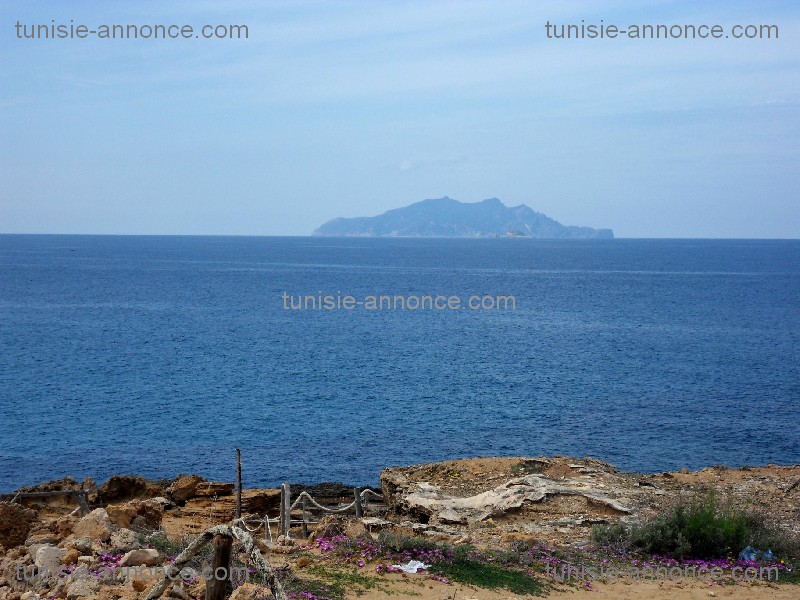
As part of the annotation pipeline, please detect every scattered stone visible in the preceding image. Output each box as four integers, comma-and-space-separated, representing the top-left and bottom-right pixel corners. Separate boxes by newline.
344, 520, 373, 541
70, 537, 93, 555
230, 582, 268, 600
61, 548, 79, 566
109, 528, 140, 553
72, 509, 113, 542
437, 508, 463, 524
186, 573, 206, 598
50, 515, 78, 539
66, 571, 99, 600
168, 583, 188, 600
119, 548, 160, 567
23, 527, 58, 547
167, 475, 206, 504
128, 576, 148, 593
360, 517, 392, 532
309, 515, 344, 540
34, 545, 66, 571
106, 504, 137, 529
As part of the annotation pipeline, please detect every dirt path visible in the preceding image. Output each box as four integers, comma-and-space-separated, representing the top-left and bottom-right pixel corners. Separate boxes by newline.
344, 574, 797, 600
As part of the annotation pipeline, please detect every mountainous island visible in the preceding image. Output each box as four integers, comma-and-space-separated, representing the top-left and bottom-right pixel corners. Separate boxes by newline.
313, 197, 613, 238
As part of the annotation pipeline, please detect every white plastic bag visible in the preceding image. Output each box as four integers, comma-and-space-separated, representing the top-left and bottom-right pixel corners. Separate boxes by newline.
392, 560, 430, 574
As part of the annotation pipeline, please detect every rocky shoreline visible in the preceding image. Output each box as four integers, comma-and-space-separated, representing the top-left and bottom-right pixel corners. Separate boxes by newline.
1, 456, 798, 600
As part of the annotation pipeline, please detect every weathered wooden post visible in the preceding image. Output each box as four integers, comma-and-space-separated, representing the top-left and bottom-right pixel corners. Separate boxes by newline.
278, 486, 285, 536
354, 487, 363, 518
206, 534, 232, 600
282, 482, 291, 537
301, 495, 308, 538
235, 449, 242, 519
74, 491, 90, 515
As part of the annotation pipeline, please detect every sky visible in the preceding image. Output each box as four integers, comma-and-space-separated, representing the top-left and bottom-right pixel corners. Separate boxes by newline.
1, 0, 798, 238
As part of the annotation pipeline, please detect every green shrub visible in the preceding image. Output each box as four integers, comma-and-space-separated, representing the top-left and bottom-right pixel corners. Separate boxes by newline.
143, 532, 186, 557
591, 493, 798, 560
589, 523, 629, 551
376, 530, 443, 554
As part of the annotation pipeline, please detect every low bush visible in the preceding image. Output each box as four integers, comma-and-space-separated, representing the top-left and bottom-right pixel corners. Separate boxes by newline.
592, 492, 800, 560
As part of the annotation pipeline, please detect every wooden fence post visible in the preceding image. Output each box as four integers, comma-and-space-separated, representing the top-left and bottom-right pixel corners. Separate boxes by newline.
206, 534, 232, 600
354, 488, 363, 518
282, 482, 291, 537
74, 491, 90, 515
279, 486, 285, 536
235, 449, 242, 519
301, 496, 308, 538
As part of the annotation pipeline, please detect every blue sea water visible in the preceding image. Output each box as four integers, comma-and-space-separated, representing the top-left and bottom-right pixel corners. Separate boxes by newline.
0, 235, 798, 492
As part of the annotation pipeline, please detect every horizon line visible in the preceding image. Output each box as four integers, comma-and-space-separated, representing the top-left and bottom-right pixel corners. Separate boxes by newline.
1, 232, 798, 241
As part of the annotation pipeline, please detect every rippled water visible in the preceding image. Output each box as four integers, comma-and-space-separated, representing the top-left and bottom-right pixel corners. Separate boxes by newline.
1, 235, 798, 491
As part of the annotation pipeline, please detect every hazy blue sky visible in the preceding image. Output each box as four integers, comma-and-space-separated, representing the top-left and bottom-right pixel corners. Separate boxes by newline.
1, 1, 798, 237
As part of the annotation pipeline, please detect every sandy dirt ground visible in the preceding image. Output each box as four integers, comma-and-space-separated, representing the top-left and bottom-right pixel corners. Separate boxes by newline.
342, 573, 797, 600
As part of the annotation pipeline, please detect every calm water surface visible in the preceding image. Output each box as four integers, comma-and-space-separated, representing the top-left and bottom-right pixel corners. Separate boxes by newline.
0, 235, 798, 490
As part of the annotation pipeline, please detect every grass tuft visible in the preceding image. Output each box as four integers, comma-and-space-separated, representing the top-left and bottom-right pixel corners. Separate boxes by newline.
428, 545, 545, 595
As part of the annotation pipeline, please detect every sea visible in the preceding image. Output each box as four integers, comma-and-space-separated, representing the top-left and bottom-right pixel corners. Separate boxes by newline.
0, 235, 798, 492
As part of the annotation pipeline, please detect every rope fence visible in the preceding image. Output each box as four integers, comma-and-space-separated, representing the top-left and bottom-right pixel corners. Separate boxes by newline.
233, 484, 384, 541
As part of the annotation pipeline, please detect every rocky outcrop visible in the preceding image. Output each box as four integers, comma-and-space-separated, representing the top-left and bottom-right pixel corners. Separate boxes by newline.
14, 477, 86, 494
98, 475, 164, 504
0, 504, 38, 549
106, 499, 163, 530
194, 482, 234, 497
384, 474, 632, 524
379, 456, 646, 546
177, 489, 281, 532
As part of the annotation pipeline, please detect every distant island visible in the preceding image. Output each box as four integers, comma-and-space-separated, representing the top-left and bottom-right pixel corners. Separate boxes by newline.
313, 197, 613, 239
